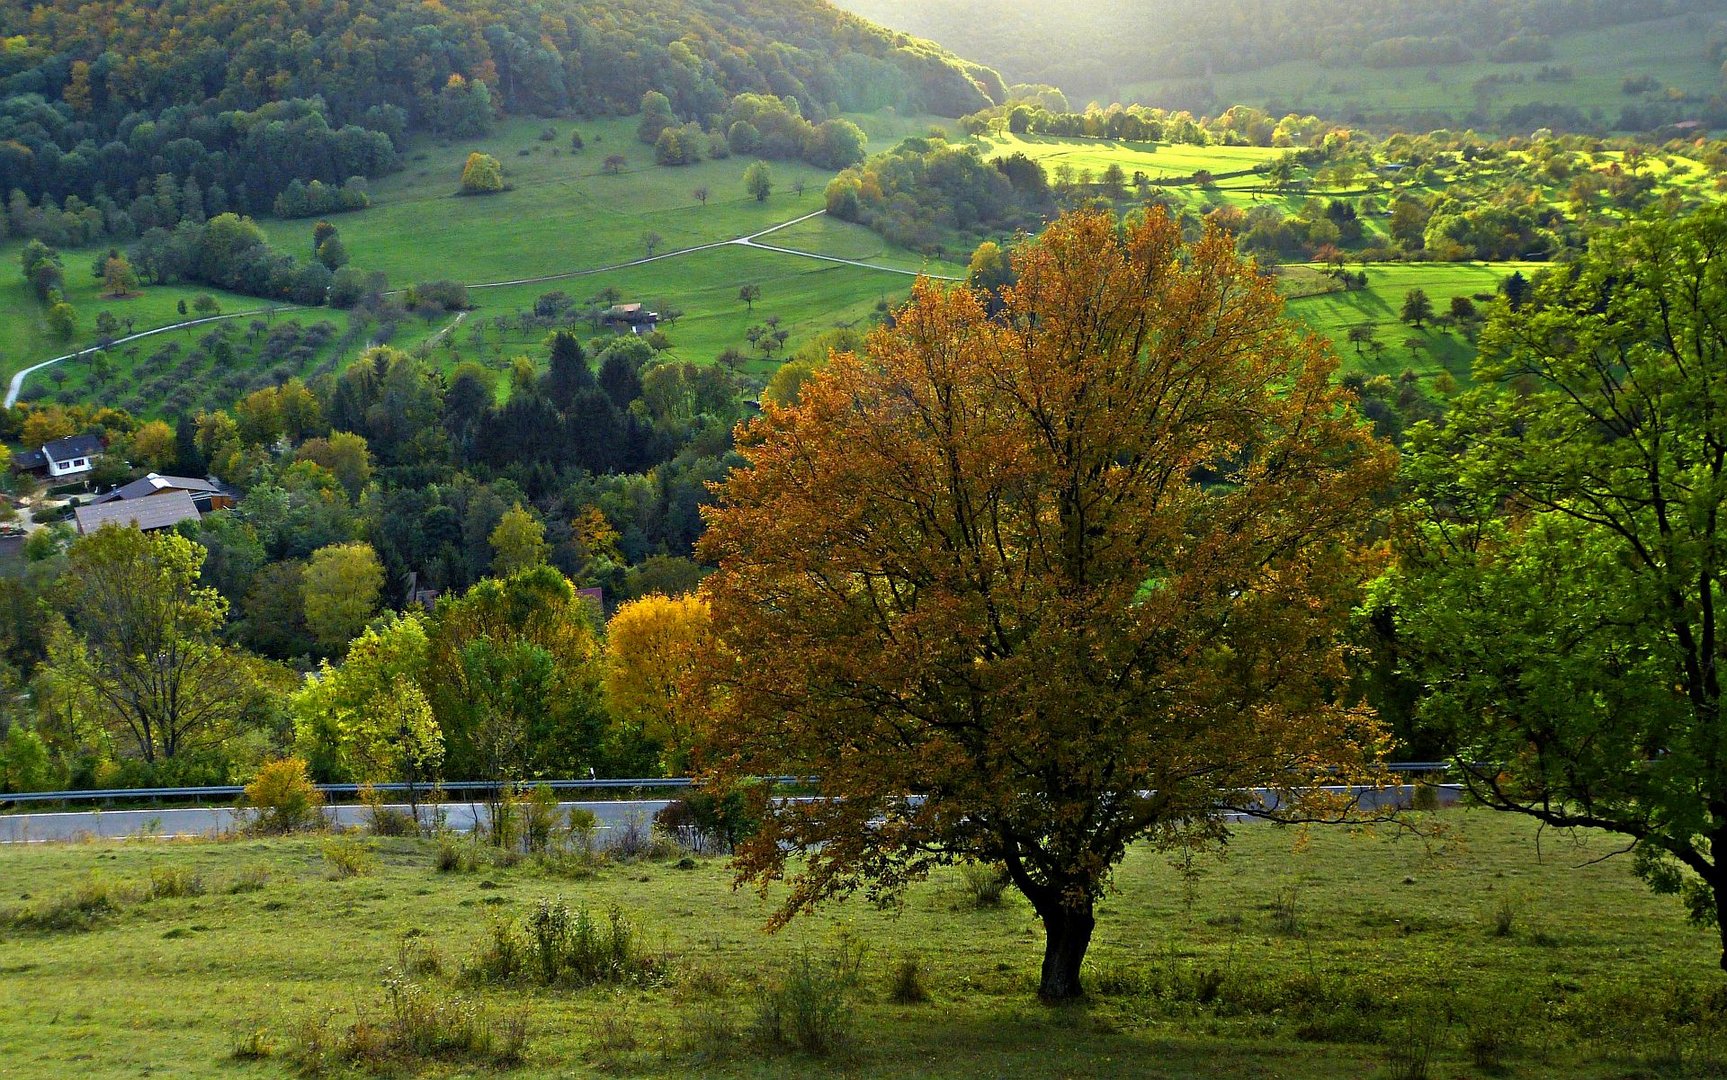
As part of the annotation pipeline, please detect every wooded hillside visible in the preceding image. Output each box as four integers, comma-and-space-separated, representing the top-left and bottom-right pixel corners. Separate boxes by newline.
0, 0, 1002, 216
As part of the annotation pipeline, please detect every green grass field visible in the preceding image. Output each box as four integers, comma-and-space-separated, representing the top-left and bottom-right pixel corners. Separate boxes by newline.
2, 111, 962, 405
0, 807, 1720, 1078
425, 245, 921, 381
1285, 261, 1545, 383
1120, 14, 1724, 129
974, 131, 1285, 181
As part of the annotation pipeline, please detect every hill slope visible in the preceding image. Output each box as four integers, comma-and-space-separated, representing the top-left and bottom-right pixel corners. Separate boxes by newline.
0, 0, 1003, 218
832, 0, 1726, 132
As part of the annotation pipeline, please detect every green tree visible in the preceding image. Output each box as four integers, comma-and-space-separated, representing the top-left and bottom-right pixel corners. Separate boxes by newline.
316, 234, 350, 271
636, 90, 676, 145
19, 239, 63, 302
45, 301, 76, 340
743, 159, 772, 202
1386, 207, 1727, 970
301, 542, 384, 654
459, 152, 505, 195
489, 503, 548, 576
1400, 288, 1433, 329
291, 614, 439, 795
697, 209, 1395, 999
44, 528, 254, 764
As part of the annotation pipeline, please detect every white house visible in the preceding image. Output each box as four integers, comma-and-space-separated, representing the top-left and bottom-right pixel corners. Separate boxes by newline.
13, 433, 105, 479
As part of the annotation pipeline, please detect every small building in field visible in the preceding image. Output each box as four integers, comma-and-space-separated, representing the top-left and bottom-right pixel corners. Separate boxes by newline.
74, 489, 201, 535
12, 433, 105, 479
91, 473, 236, 513
600, 303, 660, 335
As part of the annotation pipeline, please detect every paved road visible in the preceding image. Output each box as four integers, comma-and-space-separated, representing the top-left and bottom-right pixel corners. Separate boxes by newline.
1, 785, 1458, 844
0, 799, 673, 844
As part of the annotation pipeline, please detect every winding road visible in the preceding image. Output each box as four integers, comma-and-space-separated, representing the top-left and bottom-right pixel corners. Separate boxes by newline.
5, 209, 960, 407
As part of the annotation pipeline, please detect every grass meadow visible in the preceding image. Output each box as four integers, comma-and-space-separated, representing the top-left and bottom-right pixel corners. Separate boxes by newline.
1, 111, 955, 399
0, 807, 1722, 1078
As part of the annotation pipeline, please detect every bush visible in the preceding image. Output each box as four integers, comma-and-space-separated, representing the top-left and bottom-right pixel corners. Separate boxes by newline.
887, 955, 930, 1004
148, 865, 205, 899
523, 784, 561, 855
286, 977, 526, 1073
321, 833, 377, 878
465, 899, 663, 988
3, 874, 132, 932
751, 946, 857, 1056
958, 861, 1007, 908
243, 758, 324, 834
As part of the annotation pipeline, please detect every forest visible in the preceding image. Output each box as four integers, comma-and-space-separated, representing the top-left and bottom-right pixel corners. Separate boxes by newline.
0, 0, 1002, 226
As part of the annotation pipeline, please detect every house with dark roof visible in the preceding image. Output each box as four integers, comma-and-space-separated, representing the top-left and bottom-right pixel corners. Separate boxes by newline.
600, 302, 660, 335
12, 433, 105, 479
74, 490, 201, 535
91, 473, 235, 513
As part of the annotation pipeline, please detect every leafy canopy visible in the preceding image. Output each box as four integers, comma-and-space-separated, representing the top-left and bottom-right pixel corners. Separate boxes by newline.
697, 208, 1395, 999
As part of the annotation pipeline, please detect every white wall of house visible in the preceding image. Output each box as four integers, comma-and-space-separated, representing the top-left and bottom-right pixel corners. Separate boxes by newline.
45, 453, 95, 478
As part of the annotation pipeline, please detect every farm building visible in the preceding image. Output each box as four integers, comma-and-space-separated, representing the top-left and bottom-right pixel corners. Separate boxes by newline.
600, 303, 660, 334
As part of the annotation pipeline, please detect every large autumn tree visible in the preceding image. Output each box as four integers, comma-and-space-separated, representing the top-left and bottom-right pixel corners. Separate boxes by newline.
697, 208, 1396, 1000
1386, 207, 1727, 969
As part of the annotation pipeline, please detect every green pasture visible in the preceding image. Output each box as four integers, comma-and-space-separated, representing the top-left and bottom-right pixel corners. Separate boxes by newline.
1120, 14, 1724, 129
0, 265, 267, 379
752, 213, 969, 276
3, 111, 957, 404
427, 245, 917, 380
0, 808, 1720, 1078
257, 113, 945, 291
973, 131, 1285, 181
1284, 261, 1544, 382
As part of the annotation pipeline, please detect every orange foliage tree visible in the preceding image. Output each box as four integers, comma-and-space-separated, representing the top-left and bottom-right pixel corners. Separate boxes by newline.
696, 208, 1397, 1000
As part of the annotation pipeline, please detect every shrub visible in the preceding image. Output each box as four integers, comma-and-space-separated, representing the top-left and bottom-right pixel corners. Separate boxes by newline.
751, 946, 856, 1056
286, 977, 526, 1073
887, 956, 930, 1004
147, 865, 205, 899
436, 832, 478, 873
1491, 894, 1518, 937
466, 899, 662, 988
1269, 883, 1302, 935
958, 861, 1007, 908
566, 807, 599, 862
243, 758, 324, 834
361, 784, 419, 837
3, 874, 131, 932
523, 784, 561, 855
225, 867, 271, 894
1383, 1009, 1445, 1080
230, 1024, 275, 1061
321, 834, 377, 878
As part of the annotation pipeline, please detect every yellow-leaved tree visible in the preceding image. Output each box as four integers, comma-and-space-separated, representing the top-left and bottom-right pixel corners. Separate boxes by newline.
603, 593, 711, 773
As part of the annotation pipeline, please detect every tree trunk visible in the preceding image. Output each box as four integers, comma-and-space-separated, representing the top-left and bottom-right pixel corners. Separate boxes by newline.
1034, 894, 1095, 1001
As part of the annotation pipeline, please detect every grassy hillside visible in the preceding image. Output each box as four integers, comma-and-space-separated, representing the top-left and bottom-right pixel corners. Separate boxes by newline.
1121, 14, 1726, 131
2, 112, 962, 411
835, 0, 1724, 133
0, 808, 1719, 1078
